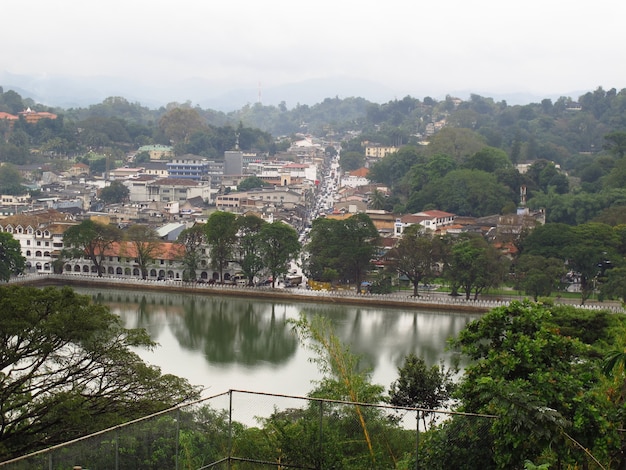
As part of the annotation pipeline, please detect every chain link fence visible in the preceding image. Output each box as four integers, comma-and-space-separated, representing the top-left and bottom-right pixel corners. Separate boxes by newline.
0, 390, 500, 470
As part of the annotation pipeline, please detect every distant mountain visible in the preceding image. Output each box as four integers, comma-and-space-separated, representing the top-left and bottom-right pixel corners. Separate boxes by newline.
0, 70, 583, 111
196, 76, 399, 111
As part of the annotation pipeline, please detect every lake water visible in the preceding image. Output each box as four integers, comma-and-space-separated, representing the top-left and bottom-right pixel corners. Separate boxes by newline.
75, 287, 482, 399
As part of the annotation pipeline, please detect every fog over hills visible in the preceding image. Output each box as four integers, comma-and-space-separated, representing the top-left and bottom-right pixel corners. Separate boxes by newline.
1, 70, 577, 112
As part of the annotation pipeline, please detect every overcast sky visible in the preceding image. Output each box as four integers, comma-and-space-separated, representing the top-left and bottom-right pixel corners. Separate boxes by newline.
4, 0, 626, 103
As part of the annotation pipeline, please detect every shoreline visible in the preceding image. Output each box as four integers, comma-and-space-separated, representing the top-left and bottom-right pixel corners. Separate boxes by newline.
10, 273, 625, 314
14, 274, 494, 314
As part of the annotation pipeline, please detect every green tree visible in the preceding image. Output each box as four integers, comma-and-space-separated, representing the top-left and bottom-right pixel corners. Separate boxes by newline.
62, 220, 122, 277
177, 224, 206, 281
339, 151, 365, 171
289, 315, 392, 466
450, 301, 616, 469
0, 164, 27, 195
122, 224, 162, 280
235, 214, 266, 285
368, 145, 425, 188
521, 222, 622, 303
464, 146, 511, 173
566, 223, 620, 304
386, 224, 444, 296
603, 130, 626, 158
388, 353, 457, 428
368, 189, 388, 210
425, 127, 487, 162
0, 231, 26, 280
237, 175, 269, 191
158, 107, 207, 145
0, 142, 29, 165
307, 214, 379, 292
407, 169, 514, 217
0, 285, 199, 459
445, 235, 507, 300
204, 211, 238, 283
600, 267, 626, 303
258, 221, 300, 288
134, 150, 151, 164
514, 254, 565, 301
0, 89, 24, 114
519, 223, 573, 259
99, 180, 129, 204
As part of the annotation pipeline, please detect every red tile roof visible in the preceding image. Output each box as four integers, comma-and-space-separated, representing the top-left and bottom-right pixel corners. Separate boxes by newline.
100, 241, 185, 260
349, 167, 369, 177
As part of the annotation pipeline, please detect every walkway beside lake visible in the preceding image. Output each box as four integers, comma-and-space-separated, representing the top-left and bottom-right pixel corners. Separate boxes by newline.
9, 273, 625, 314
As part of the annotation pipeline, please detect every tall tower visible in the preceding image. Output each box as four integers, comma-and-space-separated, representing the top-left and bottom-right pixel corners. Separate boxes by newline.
224, 150, 243, 176
517, 185, 529, 215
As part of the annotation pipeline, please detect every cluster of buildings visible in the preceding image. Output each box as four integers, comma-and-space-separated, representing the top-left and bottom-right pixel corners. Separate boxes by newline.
0, 108, 58, 125
0, 126, 545, 282
0, 135, 332, 281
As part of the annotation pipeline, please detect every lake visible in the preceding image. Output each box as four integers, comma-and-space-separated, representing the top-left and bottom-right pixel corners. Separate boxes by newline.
75, 287, 482, 398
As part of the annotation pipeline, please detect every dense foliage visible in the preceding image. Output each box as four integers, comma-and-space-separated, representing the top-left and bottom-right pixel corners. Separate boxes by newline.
305, 213, 380, 291
0, 285, 199, 460
0, 231, 26, 280
34, 301, 626, 469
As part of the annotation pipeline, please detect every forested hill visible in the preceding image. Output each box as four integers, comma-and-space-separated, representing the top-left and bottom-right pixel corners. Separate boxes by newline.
2, 85, 626, 224
2, 85, 623, 153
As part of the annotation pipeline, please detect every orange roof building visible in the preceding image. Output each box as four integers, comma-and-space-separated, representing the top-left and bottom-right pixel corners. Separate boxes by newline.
18, 108, 57, 124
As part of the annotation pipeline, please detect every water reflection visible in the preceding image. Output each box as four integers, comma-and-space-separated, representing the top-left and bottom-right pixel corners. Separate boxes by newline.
78, 287, 481, 397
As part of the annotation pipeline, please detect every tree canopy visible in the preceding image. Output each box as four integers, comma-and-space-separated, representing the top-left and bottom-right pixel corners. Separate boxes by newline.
204, 211, 238, 283
306, 214, 379, 291
0, 231, 26, 280
0, 285, 199, 460
99, 180, 130, 204
385, 225, 445, 296
62, 220, 122, 277
446, 301, 619, 468
257, 220, 299, 287
445, 235, 508, 299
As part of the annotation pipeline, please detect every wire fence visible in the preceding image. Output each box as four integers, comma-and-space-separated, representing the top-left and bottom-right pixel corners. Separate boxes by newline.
0, 390, 499, 470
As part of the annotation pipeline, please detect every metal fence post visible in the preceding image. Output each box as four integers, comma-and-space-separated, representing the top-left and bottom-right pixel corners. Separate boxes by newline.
175, 407, 180, 470
228, 390, 233, 470
415, 410, 420, 470
115, 428, 119, 470
318, 399, 323, 470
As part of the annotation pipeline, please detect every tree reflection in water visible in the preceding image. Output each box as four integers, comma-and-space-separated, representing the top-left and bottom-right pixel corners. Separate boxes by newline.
79, 287, 480, 395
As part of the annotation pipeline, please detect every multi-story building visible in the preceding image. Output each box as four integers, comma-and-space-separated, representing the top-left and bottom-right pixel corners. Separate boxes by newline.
215, 187, 304, 212
141, 161, 169, 178
364, 143, 399, 159
0, 209, 75, 273
62, 240, 188, 280
167, 154, 210, 180
17, 108, 58, 124
224, 150, 243, 176
394, 210, 456, 236
128, 177, 211, 204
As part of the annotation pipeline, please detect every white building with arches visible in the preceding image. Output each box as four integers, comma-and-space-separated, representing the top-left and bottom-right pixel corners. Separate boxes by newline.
0, 210, 75, 273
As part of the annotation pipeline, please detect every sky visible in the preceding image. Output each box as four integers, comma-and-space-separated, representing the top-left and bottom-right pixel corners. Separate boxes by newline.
4, 0, 626, 106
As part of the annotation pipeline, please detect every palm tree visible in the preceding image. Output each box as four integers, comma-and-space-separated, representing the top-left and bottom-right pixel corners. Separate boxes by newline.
368, 189, 387, 210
